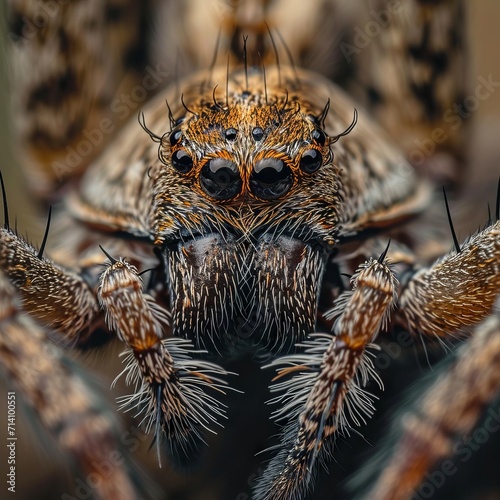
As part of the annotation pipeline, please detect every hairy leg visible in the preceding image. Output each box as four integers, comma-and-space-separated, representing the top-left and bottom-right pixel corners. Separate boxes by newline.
254, 254, 397, 499
0, 225, 98, 343
400, 220, 500, 339
98, 253, 231, 468
0, 271, 146, 500
368, 302, 500, 500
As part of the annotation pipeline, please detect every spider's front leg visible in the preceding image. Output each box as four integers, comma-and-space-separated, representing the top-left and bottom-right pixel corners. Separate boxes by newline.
364, 219, 500, 499
401, 220, 500, 340
0, 222, 98, 343
254, 254, 398, 500
0, 270, 146, 500
368, 304, 500, 500
97, 254, 230, 467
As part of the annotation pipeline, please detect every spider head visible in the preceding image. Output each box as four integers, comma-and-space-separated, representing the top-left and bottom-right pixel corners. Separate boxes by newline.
153, 66, 342, 249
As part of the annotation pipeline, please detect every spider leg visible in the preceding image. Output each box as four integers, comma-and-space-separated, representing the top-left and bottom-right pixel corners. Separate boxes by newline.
355, 220, 500, 498
0, 270, 147, 500
400, 220, 500, 339
97, 255, 231, 468
254, 256, 398, 500
367, 301, 500, 500
0, 227, 98, 343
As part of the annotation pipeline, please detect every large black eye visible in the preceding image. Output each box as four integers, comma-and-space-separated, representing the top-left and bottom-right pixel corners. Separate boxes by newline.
200, 158, 242, 200
169, 129, 182, 146
172, 149, 193, 173
299, 149, 323, 173
311, 129, 326, 146
225, 128, 237, 141
250, 157, 293, 200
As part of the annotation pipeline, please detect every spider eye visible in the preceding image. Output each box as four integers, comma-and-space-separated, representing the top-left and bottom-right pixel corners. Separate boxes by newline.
311, 129, 326, 146
169, 129, 182, 147
252, 127, 264, 141
299, 149, 323, 173
250, 157, 293, 200
172, 149, 193, 173
225, 128, 237, 141
200, 158, 242, 200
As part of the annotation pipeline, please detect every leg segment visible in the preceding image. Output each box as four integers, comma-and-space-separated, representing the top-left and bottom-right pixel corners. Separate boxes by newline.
254, 256, 397, 499
0, 271, 146, 500
97, 255, 230, 467
367, 301, 500, 500
0, 227, 98, 342
400, 221, 500, 339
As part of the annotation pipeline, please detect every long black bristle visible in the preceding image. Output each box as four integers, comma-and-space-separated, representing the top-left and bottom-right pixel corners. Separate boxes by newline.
99, 245, 118, 264
138, 112, 161, 143
318, 99, 331, 130
259, 53, 268, 104
212, 84, 223, 110
180, 94, 198, 117
203, 28, 221, 93
243, 35, 249, 91
165, 100, 176, 129
225, 54, 230, 108
331, 108, 358, 142
275, 29, 300, 89
266, 24, 281, 87
281, 89, 289, 112
37, 206, 52, 259
0, 171, 9, 229
378, 239, 392, 263
442, 187, 461, 253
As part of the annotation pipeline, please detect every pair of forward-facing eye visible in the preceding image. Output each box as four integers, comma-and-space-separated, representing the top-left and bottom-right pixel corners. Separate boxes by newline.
201, 157, 294, 200
171, 148, 324, 200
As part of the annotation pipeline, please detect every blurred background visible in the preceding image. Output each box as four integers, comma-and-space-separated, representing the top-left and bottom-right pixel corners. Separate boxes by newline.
0, 1, 499, 499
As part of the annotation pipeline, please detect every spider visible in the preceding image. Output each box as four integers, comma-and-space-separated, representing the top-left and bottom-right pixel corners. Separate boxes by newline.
1, 1, 499, 499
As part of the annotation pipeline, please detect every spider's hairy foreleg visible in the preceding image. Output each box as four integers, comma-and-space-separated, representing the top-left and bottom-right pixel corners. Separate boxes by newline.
367, 302, 500, 500
0, 271, 145, 500
97, 256, 230, 468
400, 220, 500, 338
0, 228, 98, 342
254, 257, 397, 500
